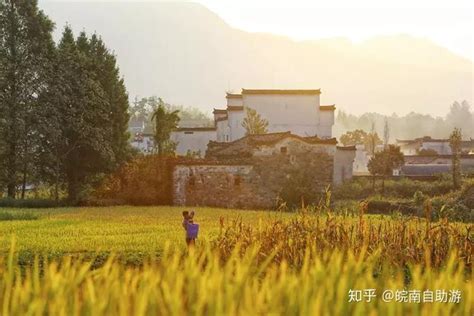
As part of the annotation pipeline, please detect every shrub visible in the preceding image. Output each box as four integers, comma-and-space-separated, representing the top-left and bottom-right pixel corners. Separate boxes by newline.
0, 198, 64, 208
334, 177, 454, 200
94, 155, 177, 205
0, 211, 39, 221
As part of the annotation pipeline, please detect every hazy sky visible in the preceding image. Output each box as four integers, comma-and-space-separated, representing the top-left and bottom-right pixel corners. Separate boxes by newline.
41, 0, 473, 60
198, 0, 473, 61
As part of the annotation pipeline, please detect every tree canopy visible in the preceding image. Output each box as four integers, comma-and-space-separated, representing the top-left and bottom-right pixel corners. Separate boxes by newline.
0, 1, 131, 202
242, 107, 269, 136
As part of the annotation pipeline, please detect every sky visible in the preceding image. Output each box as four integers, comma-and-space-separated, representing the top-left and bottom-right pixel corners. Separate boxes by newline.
197, 0, 473, 61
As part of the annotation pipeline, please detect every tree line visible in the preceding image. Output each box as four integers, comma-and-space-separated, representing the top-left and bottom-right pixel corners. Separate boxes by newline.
335, 100, 474, 141
0, 1, 131, 202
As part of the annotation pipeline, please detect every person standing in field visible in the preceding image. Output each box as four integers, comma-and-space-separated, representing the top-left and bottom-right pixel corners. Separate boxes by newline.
182, 210, 199, 246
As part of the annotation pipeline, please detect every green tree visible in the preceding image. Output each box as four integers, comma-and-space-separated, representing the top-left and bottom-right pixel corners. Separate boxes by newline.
151, 98, 180, 155
449, 128, 462, 189
339, 129, 368, 146
367, 145, 404, 194
0, 0, 55, 198
242, 107, 268, 135
339, 128, 382, 153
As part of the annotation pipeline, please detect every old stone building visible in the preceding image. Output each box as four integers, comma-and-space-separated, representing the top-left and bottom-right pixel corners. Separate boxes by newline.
173, 132, 355, 209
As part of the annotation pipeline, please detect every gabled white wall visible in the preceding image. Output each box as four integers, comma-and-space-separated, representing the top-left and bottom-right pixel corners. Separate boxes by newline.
228, 110, 246, 141
242, 94, 321, 137
171, 130, 217, 157
319, 110, 335, 138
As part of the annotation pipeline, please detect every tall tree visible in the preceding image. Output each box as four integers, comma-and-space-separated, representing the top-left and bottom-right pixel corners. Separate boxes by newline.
0, 0, 56, 198
151, 98, 180, 155
40, 27, 113, 202
242, 107, 269, 135
449, 128, 462, 189
367, 145, 404, 194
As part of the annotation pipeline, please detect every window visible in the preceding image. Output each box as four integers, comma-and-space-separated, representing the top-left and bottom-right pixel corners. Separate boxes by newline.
184, 131, 194, 135
280, 147, 287, 154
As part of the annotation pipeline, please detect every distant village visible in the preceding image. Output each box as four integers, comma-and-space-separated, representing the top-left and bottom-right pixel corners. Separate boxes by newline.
130, 89, 474, 207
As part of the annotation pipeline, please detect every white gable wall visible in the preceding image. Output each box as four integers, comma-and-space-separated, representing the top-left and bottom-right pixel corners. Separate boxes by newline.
228, 110, 246, 141
319, 110, 335, 138
242, 94, 321, 137
171, 130, 217, 157
216, 120, 230, 142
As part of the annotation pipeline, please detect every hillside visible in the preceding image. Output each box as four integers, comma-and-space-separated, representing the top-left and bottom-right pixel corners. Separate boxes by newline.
39, 1, 473, 116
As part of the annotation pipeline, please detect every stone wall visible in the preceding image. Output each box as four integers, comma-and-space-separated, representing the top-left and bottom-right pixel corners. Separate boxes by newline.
173, 144, 334, 209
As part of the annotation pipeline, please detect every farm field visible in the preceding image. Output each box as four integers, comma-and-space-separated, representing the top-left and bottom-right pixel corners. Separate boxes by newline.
0, 206, 290, 259
0, 206, 472, 315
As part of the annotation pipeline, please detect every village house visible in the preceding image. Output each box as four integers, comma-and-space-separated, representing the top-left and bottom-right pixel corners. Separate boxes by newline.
400, 154, 474, 176
170, 89, 336, 156
129, 88, 356, 208
397, 136, 474, 155
172, 132, 355, 209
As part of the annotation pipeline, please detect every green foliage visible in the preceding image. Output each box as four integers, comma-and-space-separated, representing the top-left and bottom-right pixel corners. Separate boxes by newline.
0, 0, 56, 198
129, 96, 212, 131
449, 127, 462, 188
0, 207, 471, 314
94, 155, 177, 205
0, 211, 38, 221
368, 145, 404, 177
336, 100, 474, 141
151, 98, 180, 155
339, 129, 382, 153
0, 3, 132, 202
241, 107, 269, 135
413, 190, 426, 205
333, 177, 454, 199
0, 198, 64, 208
279, 168, 321, 208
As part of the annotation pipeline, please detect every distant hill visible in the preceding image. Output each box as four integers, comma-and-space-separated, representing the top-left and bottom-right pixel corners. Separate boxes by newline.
39, 2, 473, 116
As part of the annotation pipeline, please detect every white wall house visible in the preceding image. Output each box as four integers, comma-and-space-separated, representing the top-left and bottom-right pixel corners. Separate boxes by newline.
220, 89, 335, 140
170, 88, 337, 157
170, 127, 217, 156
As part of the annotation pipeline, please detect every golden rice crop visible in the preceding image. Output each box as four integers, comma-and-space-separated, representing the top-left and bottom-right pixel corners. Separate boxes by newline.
0, 239, 472, 316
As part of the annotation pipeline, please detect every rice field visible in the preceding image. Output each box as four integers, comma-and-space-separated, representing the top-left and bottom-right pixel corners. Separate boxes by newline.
0, 206, 472, 315
0, 206, 290, 263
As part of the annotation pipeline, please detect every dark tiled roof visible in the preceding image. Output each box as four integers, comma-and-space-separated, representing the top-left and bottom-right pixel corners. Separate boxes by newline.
215, 117, 228, 122
242, 89, 321, 95
175, 127, 216, 132
213, 108, 227, 114
227, 106, 244, 111
337, 145, 356, 151
404, 154, 474, 164
226, 93, 242, 99
320, 105, 336, 111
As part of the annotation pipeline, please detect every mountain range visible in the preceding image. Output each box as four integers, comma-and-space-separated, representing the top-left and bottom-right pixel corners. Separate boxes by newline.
39, 1, 473, 116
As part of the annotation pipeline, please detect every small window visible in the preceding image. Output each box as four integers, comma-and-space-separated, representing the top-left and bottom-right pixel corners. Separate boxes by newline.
234, 175, 241, 186
280, 147, 287, 154
184, 131, 194, 135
